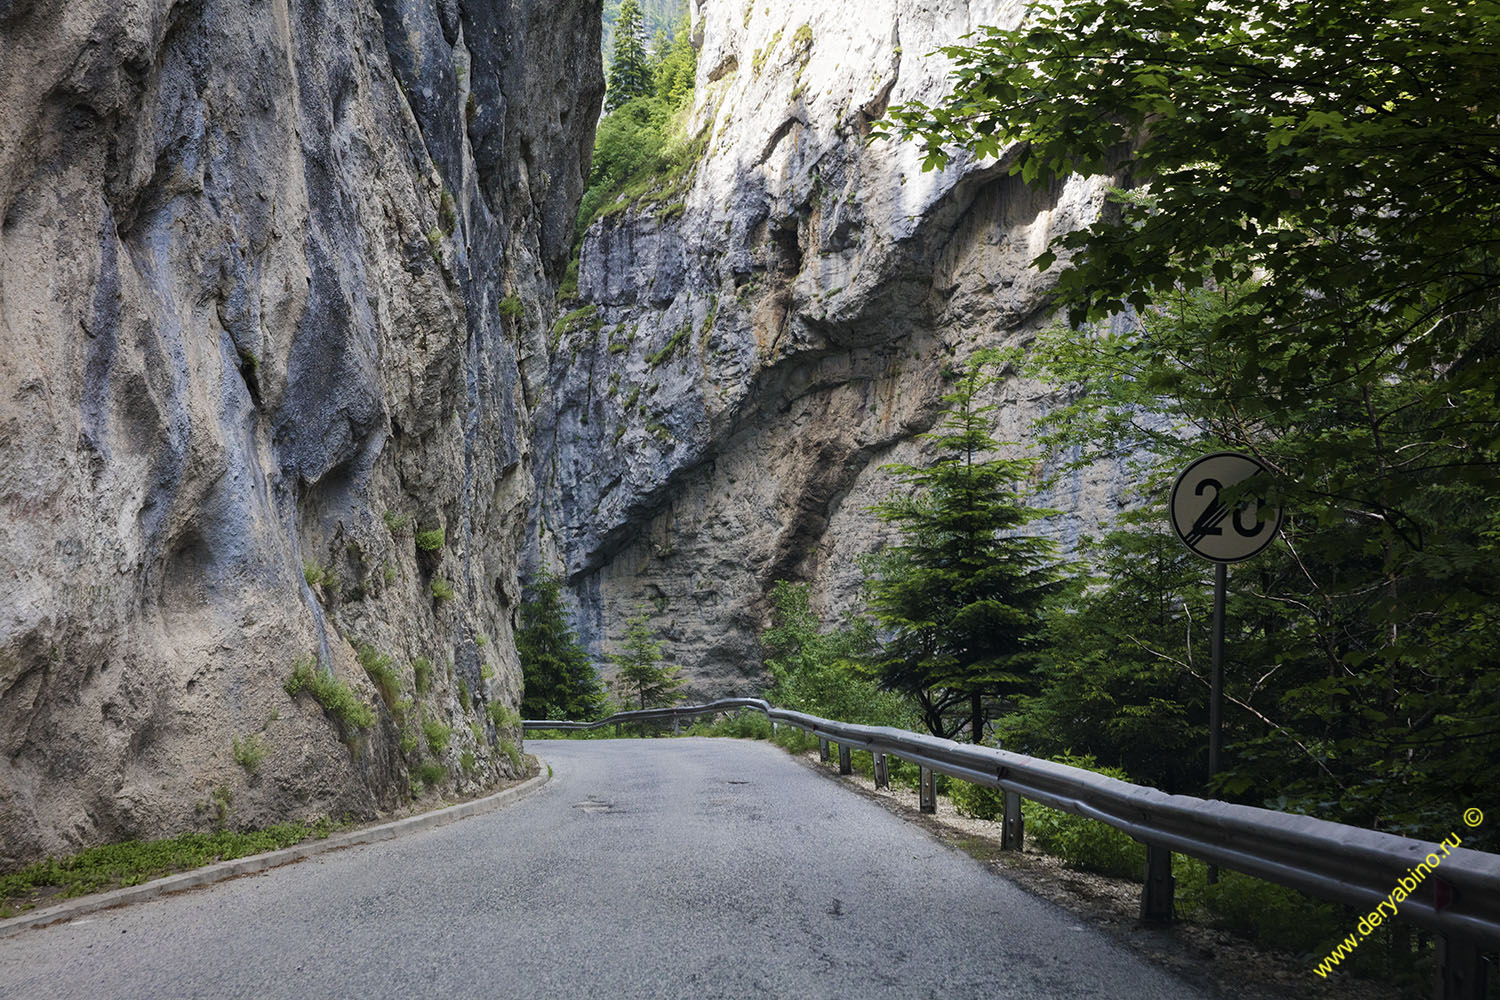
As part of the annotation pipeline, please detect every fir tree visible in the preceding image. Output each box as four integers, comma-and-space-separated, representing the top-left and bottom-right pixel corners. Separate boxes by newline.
516, 573, 604, 721
865, 351, 1067, 741
605, 0, 654, 111
610, 609, 684, 710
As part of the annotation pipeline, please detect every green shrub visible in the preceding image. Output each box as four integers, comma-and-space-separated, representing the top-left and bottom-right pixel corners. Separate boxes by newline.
382, 510, 411, 535
646, 323, 691, 366
356, 643, 400, 708
457, 678, 471, 711
497, 295, 524, 318
1023, 756, 1145, 880
424, 720, 452, 755
302, 560, 337, 592
1176, 859, 1344, 956
951, 780, 1006, 821
460, 750, 476, 774
488, 702, 521, 730
431, 577, 455, 602
284, 657, 374, 732
415, 526, 445, 551
499, 737, 525, 773
413, 760, 446, 790
413, 657, 433, 695
232, 734, 269, 773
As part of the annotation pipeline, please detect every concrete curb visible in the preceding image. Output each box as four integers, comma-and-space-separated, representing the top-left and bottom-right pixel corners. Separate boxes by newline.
0, 766, 551, 940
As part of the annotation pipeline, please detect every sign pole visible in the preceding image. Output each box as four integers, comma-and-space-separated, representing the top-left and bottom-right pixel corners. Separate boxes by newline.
1169, 451, 1284, 888
1208, 561, 1226, 885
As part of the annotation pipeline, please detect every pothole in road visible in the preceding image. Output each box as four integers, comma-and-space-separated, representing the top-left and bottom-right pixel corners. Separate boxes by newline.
573, 797, 615, 814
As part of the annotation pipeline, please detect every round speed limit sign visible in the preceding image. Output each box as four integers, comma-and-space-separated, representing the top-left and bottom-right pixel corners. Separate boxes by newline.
1170, 452, 1283, 563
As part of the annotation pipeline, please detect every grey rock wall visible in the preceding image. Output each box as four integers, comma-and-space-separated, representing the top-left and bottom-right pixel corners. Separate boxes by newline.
0, 0, 601, 865
532, 0, 1130, 699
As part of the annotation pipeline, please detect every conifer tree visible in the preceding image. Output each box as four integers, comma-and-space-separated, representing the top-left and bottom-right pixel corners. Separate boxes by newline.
610, 609, 684, 710
865, 352, 1067, 741
517, 573, 605, 721
605, 0, 654, 111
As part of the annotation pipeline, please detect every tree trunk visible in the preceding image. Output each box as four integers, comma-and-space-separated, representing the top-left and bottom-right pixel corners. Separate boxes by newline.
971, 691, 984, 744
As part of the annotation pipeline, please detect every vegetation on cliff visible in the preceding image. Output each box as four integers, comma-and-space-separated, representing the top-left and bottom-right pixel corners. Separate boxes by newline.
570, 9, 701, 283
517, 573, 606, 721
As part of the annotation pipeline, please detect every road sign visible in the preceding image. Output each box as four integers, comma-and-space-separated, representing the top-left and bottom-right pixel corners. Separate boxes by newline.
1170, 452, 1283, 564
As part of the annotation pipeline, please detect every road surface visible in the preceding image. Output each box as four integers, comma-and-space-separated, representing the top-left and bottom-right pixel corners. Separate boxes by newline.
0, 738, 1211, 998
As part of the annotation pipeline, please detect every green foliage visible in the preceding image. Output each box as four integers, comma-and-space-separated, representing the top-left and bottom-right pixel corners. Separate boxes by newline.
761, 581, 912, 728
414, 526, 445, 552
652, 12, 697, 106
459, 750, 475, 774
412, 657, 433, 695
423, 720, 452, 755
499, 738, 526, 773
751, 27, 782, 75
430, 577, 455, 602
864, 351, 1067, 741
646, 323, 691, 366
949, 779, 1004, 821
880, 5, 1500, 840
610, 609, 685, 710
356, 643, 401, 709
552, 304, 601, 349
488, 702, 522, 730
606, 0, 654, 111
497, 295, 524, 319
413, 760, 447, 791
231, 734, 269, 773
0, 817, 339, 916
302, 559, 338, 594
457, 677, 471, 712
284, 657, 374, 733
517, 572, 606, 721
382, 510, 411, 535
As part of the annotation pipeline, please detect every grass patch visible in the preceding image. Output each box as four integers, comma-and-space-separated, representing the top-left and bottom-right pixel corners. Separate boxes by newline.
231, 734, 269, 773
415, 526, 445, 552
647, 323, 691, 367
356, 643, 401, 709
499, 738, 525, 773
423, 720, 452, 755
0, 817, 340, 918
302, 560, 338, 593
284, 657, 374, 733
413, 760, 446, 791
431, 577, 455, 602
413, 657, 433, 695
487, 703, 521, 730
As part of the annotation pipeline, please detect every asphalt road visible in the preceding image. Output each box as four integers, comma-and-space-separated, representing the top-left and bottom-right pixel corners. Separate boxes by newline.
0, 738, 1210, 999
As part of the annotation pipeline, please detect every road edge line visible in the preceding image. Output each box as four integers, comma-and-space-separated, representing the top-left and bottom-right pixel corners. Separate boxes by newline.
0, 766, 551, 939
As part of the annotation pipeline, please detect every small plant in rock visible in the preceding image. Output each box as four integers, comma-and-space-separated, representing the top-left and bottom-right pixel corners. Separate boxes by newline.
431, 577, 455, 602
487, 702, 522, 730
285, 657, 374, 733
415, 526, 446, 551
232, 734, 269, 773
414, 760, 447, 792
383, 510, 411, 535
497, 295, 524, 318
356, 643, 401, 709
303, 560, 338, 592
457, 677, 472, 711
460, 750, 476, 774
413, 657, 433, 695
499, 738, 525, 774
423, 720, 452, 755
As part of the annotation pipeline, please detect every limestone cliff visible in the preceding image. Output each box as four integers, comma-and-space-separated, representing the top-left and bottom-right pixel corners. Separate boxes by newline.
533, 0, 1128, 697
0, 0, 601, 865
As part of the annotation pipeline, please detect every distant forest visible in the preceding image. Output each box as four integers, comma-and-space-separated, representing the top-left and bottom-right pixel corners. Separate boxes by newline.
601, 0, 688, 60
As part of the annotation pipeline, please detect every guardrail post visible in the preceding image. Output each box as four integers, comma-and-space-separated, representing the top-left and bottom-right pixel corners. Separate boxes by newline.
1001, 790, 1023, 851
1437, 933, 1488, 1000
819, 738, 830, 762
838, 743, 852, 775
1140, 844, 1174, 923
919, 767, 936, 813
874, 753, 889, 789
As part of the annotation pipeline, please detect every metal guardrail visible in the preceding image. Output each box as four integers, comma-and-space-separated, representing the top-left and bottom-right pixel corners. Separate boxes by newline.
526, 698, 1499, 997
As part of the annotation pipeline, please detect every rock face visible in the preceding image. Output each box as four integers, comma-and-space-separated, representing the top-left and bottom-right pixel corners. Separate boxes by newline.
0, 0, 601, 865
533, 0, 1129, 698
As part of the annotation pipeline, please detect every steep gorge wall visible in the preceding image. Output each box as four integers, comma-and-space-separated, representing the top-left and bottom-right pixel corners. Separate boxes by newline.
534, 0, 1129, 697
0, 0, 601, 865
